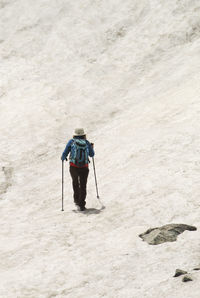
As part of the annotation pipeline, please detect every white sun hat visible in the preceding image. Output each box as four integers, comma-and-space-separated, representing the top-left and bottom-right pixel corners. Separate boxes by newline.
74, 128, 85, 136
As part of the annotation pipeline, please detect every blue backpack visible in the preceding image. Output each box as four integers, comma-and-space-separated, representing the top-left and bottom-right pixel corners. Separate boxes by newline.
70, 139, 89, 167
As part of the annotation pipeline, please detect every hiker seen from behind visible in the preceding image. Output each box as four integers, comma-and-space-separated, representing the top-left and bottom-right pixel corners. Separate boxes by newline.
61, 128, 94, 211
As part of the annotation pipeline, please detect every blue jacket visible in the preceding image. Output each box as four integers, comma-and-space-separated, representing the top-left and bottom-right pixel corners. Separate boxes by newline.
61, 138, 95, 161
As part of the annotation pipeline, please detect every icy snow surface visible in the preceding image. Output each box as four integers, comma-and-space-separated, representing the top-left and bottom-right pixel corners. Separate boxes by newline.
1, 0, 200, 297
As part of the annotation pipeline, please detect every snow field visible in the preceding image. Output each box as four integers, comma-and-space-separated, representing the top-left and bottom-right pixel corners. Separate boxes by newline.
1, 0, 200, 297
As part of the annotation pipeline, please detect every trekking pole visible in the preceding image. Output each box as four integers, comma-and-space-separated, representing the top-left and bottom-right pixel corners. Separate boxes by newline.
61, 160, 64, 211
92, 157, 100, 199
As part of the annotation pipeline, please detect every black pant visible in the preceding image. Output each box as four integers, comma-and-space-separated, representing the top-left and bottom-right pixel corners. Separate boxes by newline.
69, 166, 89, 208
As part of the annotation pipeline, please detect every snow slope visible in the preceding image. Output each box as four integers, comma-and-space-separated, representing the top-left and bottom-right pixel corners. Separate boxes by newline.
1, 0, 200, 297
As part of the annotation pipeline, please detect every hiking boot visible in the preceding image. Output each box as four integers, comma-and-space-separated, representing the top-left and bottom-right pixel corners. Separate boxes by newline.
80, 206, 86, 211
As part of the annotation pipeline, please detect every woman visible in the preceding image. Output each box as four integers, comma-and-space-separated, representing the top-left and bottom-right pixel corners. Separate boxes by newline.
61, 128, 94, 211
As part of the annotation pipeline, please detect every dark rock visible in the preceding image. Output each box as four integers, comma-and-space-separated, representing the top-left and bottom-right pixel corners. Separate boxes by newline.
139, 224, 197, 245
174, 269, 187, 277
182, 275, 193, 282
193, 267, 200, 271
